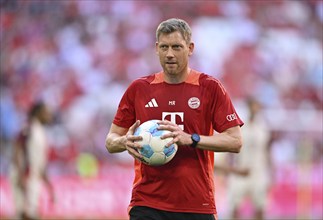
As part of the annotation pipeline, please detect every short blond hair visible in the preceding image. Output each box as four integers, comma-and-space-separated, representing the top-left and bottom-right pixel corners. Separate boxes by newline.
156, 18, 192, 44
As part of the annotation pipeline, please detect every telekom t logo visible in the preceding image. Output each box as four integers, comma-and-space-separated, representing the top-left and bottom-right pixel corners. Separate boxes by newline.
162, 112, 184, 130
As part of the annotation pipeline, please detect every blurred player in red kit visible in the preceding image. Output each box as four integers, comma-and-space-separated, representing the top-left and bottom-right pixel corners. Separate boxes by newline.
105, 18, 244, 220
10, 101, 54, 220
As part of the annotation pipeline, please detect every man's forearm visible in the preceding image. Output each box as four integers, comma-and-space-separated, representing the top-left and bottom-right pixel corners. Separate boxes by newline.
196, 126, 242, 153
105, 133, 127, 153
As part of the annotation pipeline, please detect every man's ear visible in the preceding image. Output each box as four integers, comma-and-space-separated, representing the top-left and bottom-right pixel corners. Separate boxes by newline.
188, 42, 194, 56
155, 42, 159, 55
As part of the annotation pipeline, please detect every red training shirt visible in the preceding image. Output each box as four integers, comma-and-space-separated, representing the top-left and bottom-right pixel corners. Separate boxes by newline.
113, 69, 244, 214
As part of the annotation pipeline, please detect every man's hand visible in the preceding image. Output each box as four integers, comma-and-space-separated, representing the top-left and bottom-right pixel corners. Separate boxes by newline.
235, 168, 250, 177
157, 120, 192, 147
125, 120, 144, 161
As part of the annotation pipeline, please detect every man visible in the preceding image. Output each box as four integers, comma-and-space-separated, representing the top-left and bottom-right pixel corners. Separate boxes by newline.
105, 18, 244, 220
10, 101, 54, 220
224, 97, 271, 220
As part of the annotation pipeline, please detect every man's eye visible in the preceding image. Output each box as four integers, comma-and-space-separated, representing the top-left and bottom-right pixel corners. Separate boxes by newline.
160, 45, 168, 49
172, 45, 181, 50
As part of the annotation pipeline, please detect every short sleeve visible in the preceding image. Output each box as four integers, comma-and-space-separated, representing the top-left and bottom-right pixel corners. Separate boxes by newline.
113, 82, 137, 128
208, 77, 244, 132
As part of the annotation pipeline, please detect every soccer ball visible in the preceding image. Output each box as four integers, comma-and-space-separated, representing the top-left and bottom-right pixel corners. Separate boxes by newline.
133, 120, 178, 166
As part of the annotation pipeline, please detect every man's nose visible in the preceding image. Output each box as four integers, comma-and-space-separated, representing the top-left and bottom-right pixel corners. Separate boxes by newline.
166, 49, 175, 58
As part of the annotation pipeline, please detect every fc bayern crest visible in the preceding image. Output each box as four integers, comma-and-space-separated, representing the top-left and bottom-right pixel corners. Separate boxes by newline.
188, 97, 200, 109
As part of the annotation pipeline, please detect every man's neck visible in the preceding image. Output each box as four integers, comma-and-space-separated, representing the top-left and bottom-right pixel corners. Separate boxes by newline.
163, 68, 191, 84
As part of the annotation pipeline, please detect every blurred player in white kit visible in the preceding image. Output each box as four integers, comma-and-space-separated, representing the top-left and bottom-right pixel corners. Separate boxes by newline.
10, 101, 54, 220
215, 97, 272, 220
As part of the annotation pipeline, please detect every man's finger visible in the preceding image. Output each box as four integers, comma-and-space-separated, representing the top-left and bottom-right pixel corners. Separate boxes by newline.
128, 120, 141, 134
127, 145, 143, 159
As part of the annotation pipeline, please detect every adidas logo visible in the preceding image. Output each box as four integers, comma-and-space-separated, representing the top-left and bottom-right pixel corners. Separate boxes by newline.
145, 98, 158, 108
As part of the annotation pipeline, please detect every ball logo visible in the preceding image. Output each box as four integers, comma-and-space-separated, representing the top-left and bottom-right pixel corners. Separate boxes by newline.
226, 113, 237, 121
188, 97, 200, 109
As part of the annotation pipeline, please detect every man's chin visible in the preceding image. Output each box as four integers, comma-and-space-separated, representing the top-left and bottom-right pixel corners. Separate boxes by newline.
164, 68, 178, 75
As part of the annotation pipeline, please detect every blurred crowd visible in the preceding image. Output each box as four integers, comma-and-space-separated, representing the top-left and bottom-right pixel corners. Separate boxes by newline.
1, 0, 322, 178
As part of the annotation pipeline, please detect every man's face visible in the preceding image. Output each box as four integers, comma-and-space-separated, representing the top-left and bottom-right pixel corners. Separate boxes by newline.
39, 105, 53, 124
156, 31, 194, 77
